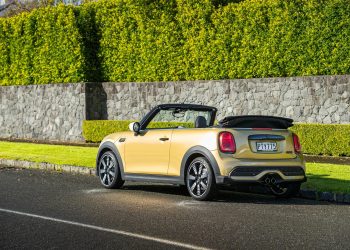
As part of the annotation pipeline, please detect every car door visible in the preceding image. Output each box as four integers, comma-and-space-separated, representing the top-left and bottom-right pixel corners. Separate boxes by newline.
124, 128, 173, 175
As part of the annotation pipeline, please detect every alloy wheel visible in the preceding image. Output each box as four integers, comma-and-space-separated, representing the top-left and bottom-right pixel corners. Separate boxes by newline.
99, 154, 116, 186
187, 160, 209, 197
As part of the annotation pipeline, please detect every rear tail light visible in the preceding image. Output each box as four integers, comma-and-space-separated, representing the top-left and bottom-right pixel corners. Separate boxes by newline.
219, 132, 236, 153
292, 133, 302, 153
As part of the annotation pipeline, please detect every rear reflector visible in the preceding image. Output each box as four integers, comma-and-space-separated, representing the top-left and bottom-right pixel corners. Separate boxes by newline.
219, 132, 236, 153
293, 133, 302, 153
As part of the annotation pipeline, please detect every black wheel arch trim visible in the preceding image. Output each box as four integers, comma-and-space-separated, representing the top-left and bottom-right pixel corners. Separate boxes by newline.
180, 146, 221, 183
96, 141, 125, 178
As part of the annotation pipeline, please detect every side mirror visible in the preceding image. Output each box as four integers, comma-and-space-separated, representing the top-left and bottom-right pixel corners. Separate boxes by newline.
129, 122, 141, 133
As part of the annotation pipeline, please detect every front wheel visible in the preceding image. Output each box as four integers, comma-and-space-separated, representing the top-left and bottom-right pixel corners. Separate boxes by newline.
270, 182, 301, 198
98, 151, 124, 189
186, 157, 217, 201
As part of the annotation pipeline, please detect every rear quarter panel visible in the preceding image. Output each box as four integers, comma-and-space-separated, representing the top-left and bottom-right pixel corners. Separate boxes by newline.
167, 128, 222, 176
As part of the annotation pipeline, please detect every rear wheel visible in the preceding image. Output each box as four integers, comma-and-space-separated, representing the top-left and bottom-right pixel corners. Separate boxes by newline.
186, 157, 217, 201
270, 182, 301, 198
98, 151, 124, 189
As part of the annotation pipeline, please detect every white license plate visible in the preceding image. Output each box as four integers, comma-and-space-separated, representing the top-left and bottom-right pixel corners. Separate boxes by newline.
256, 142, 277, 152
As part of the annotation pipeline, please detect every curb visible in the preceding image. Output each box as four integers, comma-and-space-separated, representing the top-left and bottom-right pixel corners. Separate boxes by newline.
299, 190, 350, 204
0, 138, 99, 148
0, 159, 96, 176
1, 158, 349, 204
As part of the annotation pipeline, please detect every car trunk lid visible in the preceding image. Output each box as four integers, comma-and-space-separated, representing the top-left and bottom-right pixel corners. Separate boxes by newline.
229, 129, 296, 159
219, 116, 296, 159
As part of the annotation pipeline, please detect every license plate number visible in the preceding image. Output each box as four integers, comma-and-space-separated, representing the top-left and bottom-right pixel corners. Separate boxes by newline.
256, 142, 277, 152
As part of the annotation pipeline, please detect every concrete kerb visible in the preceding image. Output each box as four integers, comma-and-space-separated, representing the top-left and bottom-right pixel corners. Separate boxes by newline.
297, 190, 350, 204
0, 159, 96, 176
0, 158, 348, 204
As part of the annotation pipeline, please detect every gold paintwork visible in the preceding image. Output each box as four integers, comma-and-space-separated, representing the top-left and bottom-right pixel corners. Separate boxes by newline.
99, 127, 305, 181
124, 129, 172, 175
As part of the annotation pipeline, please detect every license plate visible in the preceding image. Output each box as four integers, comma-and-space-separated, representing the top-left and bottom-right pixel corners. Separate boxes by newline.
256, 142, 277, 152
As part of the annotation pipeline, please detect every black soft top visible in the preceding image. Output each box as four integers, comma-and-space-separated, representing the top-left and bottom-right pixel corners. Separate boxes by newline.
219, 115, 294, 129
157, 103, 217, 112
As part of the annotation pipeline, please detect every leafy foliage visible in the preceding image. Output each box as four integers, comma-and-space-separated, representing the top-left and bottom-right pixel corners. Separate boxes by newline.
2, 0, 350, 85
83, 120, 350, 157
291, 124, 350, 157
0, 5, 85, 85
82, 120, 193, 143
94, 0, 350, 82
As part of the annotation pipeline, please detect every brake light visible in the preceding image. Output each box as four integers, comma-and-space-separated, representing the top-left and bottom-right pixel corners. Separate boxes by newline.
219, 132, 236, 153
252, 128, 272, 130
293, 133, 301, 153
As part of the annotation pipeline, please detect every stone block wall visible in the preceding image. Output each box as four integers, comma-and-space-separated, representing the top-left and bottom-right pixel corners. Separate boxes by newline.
0, 83, 85, 142
95, 75, 350, 124
0, 75, 349, 142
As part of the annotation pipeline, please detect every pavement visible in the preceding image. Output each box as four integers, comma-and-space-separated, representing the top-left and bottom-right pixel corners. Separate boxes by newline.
0, 167, 350, 250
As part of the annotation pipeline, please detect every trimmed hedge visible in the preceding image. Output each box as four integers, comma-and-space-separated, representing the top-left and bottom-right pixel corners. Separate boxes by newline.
0, 5, 85, 85
93, 0, 350, 81
82, 120, 193, 143
3, 0, 350, 84
83, 120, 350, 157
291, 124, 350, 157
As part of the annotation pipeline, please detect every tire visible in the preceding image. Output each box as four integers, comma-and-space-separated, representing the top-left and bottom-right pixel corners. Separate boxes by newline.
186, 157, 217, 201
270, 182, 301, 198
98, 151, 124, 189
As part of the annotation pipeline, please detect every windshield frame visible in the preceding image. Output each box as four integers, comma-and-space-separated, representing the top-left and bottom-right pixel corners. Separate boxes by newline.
139, 104, 217, 130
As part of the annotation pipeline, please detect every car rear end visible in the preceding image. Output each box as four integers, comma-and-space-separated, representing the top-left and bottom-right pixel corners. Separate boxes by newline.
214, 116, 306, 196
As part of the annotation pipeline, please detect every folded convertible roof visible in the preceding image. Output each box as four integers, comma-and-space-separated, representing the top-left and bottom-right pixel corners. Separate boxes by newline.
219, 115, 294, 129
157, 103, 217, 111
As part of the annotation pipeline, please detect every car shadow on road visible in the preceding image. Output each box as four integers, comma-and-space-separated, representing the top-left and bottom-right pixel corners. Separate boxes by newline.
122, 184, 337, 206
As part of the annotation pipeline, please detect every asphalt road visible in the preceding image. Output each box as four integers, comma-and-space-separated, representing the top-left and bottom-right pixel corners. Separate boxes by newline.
0, 167, 349, 250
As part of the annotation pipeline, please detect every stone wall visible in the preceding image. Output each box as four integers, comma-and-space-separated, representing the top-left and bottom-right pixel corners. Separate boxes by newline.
94, 75, 350, 124
0, 75, 349, 142
0, 84, 85, 142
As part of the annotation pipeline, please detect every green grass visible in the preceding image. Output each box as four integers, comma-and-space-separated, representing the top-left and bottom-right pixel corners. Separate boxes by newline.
0, 141, 349, 194
0, 141, 97, 168
302, 163, 350, 194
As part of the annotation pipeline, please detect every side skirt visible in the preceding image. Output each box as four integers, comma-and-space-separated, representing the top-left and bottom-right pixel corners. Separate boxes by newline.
124, 173, 184, 185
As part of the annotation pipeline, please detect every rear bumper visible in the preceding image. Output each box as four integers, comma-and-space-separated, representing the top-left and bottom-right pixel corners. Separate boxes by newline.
216, 169, 307, 185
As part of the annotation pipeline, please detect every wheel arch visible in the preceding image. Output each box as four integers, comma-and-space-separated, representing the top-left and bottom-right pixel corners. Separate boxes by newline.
96, 141, 125, 178
180, 146, 220, 182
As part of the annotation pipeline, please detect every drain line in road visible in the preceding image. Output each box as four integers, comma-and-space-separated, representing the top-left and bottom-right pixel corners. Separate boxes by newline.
0, 208, 211, 250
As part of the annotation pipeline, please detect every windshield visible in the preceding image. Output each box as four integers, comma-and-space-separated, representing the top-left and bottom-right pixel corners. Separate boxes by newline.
146, 108, 213, 129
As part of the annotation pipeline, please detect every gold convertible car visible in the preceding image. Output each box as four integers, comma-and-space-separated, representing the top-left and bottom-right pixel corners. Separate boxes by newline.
96, 104, 306, 201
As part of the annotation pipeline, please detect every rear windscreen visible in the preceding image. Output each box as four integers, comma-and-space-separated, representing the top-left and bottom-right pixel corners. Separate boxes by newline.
219, 115, 293, 129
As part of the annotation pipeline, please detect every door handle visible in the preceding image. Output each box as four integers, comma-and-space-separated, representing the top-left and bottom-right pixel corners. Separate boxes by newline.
159, 137, 169, 141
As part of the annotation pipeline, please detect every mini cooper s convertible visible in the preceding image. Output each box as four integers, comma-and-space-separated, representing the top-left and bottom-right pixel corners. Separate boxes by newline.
96, 104, 306, 201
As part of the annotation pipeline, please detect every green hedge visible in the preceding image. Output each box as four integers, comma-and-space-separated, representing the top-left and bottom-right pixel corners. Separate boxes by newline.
82, 120, 193, 143
3, 0, 350, 85
0, 5, 85, 85
85, 0, 350, 81
291, 124, 350, 157
83, 120, 350, 157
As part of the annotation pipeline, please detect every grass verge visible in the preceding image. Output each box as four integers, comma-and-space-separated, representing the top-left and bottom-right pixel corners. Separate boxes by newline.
0, 141, 97, 168
302, 163, 350, 193
0, 141, 349, 194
